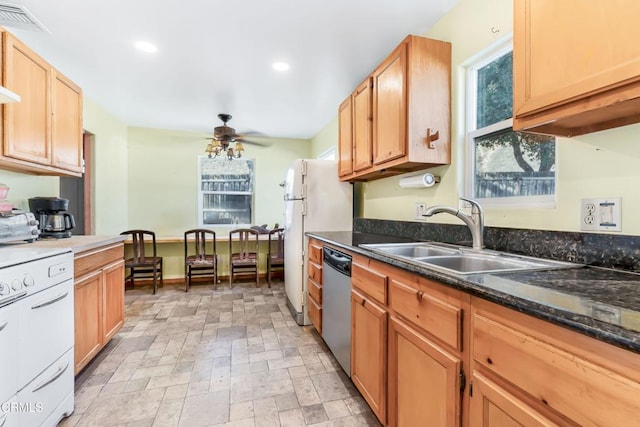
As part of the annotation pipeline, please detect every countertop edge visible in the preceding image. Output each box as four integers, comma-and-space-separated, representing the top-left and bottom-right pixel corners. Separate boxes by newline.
26, 235, 127, 254
307, 232, 640, 354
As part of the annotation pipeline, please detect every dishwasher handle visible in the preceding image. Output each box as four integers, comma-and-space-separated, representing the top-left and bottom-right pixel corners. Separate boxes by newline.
323, 247, 352, 276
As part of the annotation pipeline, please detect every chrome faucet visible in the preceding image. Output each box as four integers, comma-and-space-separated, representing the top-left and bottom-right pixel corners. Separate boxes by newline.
423, 197, 485, 250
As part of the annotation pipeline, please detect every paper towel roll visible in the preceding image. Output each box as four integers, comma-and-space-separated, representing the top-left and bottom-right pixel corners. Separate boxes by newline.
398, 173, 440, 188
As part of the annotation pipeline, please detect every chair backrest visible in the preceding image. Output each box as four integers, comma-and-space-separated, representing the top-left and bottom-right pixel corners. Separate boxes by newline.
120, 229, 157, 261
229, 228, 259, 259
268, 228, 285, 259
184, 229, 216, 261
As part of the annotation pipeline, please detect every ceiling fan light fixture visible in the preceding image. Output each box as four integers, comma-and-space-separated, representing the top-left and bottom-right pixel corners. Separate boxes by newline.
272, 61, 290, 72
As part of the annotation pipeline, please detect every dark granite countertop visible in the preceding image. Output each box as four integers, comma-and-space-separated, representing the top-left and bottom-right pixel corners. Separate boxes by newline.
307, 231, 640, 354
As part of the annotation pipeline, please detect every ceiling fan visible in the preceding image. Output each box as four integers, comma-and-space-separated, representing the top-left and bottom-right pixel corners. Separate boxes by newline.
205, 113, 267, 159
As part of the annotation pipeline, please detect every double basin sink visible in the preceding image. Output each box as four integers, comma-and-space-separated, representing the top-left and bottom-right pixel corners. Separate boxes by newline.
359, 242, 581, 275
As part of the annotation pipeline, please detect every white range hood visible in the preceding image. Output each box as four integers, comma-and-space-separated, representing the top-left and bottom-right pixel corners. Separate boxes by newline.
0, 86, 20, 103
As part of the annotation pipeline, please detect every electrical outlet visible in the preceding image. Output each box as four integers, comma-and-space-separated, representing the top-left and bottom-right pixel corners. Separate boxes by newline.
580, 198, 621, 231
415, 202, 427, 220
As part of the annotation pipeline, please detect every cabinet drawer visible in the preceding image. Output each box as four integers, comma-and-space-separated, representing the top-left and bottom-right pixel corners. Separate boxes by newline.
308, 242, 323, 264
308, 278, 322, 305
352, 260, 387, 305
75, 243, 124, 278
388, 278, 462, 351
308, 295, 322, 335
308, 261, 322, 285
473, 311, 640, 426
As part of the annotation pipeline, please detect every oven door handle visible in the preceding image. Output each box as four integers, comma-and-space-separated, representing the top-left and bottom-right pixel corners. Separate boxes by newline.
32, 361, 70, 393
0, 320, 7, 332
31, 291, 69, 310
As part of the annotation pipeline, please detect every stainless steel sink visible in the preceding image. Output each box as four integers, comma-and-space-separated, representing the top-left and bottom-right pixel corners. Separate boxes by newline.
360, 242, 458, 258
359, 242, 581, 275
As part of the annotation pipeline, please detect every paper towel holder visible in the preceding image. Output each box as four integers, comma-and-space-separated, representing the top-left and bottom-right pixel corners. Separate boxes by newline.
398, 173, 440, 188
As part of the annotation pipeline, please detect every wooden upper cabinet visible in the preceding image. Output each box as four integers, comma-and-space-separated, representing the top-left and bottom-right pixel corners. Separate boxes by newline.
352, 78, 373, 172
338, 34, 451, 182
373, 44, 406, 165
0, 30, 82, 177
3, 32, 51, 166
338, 95, 353, 177
513, 0, 640, 136
51, 69, 83, 173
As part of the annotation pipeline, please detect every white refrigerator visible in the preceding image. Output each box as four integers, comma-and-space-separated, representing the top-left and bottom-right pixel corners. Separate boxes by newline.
283, 159, 353, 325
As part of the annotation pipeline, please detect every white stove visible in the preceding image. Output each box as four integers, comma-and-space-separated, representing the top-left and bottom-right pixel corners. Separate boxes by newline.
0, 247, 74, 427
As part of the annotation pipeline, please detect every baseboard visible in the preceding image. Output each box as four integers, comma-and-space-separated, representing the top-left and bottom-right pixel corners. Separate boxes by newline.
129, 272, 283, 286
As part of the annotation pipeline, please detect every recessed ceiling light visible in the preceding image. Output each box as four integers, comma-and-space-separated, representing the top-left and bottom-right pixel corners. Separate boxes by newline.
134, 40, 158, 53
272, 61, 290, 71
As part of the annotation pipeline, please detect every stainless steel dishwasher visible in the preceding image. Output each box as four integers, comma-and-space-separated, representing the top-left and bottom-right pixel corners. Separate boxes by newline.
321, 246, 352, 377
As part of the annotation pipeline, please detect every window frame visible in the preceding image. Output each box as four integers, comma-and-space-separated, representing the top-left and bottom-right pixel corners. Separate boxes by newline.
197, 156, 255, 228
463, 35, 556, 209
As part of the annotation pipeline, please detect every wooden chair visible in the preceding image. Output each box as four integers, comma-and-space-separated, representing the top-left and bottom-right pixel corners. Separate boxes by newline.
229, 228, 259, 287
120, 229, 163, 294
266, 228, 285, 287
184, 229, 218, 292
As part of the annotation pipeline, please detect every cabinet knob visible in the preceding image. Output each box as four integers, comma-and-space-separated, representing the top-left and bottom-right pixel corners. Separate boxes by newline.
416, 290, 424, 302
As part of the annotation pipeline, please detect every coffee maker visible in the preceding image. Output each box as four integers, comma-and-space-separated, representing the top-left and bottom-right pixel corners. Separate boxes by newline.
28, 197, 76, 238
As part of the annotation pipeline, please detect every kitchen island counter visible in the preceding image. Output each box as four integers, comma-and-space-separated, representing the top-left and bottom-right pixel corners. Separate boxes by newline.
308, 231, 640, 353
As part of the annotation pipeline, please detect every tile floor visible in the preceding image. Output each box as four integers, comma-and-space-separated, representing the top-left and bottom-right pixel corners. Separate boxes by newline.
60, 281, 380, 427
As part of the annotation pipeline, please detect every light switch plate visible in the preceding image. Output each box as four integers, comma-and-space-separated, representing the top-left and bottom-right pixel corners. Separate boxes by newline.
580, 198, 621, 232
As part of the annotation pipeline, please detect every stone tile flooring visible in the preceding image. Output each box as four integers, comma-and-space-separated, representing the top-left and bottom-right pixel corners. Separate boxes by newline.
60, 282, 380, 426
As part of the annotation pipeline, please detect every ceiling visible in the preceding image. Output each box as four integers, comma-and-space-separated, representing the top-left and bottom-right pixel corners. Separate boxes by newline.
4, 0, 458, 139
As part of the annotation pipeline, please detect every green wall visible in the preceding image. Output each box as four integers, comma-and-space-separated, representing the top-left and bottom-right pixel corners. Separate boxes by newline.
315, 0, 640, 235
126, 127, 311, 235
311, 116, 338, 158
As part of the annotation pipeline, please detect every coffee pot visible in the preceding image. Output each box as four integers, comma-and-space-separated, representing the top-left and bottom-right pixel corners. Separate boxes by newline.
28, 197, 76, 238
44, 212, 75, 232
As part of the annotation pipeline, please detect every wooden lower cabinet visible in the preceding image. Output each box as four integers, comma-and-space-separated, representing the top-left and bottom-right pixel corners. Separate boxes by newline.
74, 243, 125, 374
307, 238, 325, 334
74, 270, 102, 373
351, 289, 387, 423
388, 315, 463, 427
470, 298, 640, 427
102, 260, 125, 341
469, 372, 563, 427
310, 245, 640, 426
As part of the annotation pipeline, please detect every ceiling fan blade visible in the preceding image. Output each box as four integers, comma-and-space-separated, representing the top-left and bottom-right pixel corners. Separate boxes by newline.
236, 138, 269, 147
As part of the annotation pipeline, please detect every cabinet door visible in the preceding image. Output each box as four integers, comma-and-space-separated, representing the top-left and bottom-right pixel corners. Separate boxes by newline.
513, 0, 640, 135
353, 78, 373, 172
338, 96, 353, 177
3, 33, 51, 165
351, 289, 387, 424
102, 260, 125, 342
51, 69, 83, 173
388, 315, 462, 427
373, 43, 406, 165
469, 372, 562, 427
74, 270, 103, 374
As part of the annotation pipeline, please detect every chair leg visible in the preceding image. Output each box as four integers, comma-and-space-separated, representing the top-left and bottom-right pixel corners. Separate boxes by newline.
229, 267, 233, 289
267, 259, 271, 288
152, 266, 157, 295
214, 259, 218, 290
185, 265, 189, 292
255, 267, 259, 288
